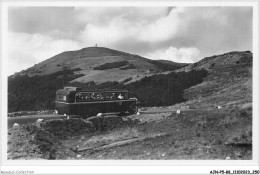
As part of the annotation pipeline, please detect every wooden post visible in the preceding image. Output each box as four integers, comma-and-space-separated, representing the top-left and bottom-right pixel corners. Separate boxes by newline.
176, 110, 181, 117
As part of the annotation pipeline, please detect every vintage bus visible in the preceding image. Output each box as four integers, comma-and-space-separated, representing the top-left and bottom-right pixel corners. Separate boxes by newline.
55, 87, 138, 117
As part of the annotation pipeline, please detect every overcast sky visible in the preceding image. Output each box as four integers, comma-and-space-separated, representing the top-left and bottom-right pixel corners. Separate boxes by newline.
8, 6, 252, 75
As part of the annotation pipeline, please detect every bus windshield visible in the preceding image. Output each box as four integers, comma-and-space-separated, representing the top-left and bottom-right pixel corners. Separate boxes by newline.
56, 94, 67, 101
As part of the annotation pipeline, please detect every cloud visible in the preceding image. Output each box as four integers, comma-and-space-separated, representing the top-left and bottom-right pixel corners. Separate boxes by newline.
139, 7, 185, 42
145, 47, 201, 63
74, 7, 169, 25
8, 32, 81, 75
79, 7, 186, 46
8, 7, 78, 34
78, 6, 252, 50
7, 6, 252, 75
172, 7, 252, 57
79, 17, 133, 47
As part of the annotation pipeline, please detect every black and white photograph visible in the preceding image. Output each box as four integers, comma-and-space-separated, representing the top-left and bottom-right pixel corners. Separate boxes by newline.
0, 1, 259, 174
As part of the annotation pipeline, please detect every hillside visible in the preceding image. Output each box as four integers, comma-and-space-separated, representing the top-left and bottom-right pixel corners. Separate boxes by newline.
8, 50, 253, 160
171, 51, 252, 107
7, 46, 188, 112
8, 49, 252, 113
176, 51, 252, 72
93, 50, 252, 108
12, 47, 187, 84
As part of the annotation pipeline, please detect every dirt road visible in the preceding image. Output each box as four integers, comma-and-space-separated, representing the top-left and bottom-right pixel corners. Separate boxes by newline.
7, 108, 197, 129
8, 115, 69, 128
139, 108, 197, 114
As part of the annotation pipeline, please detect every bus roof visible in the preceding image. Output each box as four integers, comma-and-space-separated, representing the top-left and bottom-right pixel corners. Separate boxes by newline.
56, 87, 129, 94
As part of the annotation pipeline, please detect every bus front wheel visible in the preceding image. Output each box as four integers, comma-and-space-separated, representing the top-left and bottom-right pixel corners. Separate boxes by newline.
128, 105, 138, 115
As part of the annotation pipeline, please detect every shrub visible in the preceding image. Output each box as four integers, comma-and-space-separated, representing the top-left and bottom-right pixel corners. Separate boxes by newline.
8, 68, 84, 112
122, 77, 133, 83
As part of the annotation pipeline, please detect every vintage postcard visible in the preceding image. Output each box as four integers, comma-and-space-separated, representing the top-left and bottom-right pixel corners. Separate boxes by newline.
1, 1, 259, 174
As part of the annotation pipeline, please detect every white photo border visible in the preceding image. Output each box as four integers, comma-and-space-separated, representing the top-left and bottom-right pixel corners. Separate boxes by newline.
1, 0, 259, 174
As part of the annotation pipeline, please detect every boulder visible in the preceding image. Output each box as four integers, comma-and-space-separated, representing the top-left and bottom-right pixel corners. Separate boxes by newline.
36, 119, 44, 128
13, 123, 19, 128
97, 113, 102, 117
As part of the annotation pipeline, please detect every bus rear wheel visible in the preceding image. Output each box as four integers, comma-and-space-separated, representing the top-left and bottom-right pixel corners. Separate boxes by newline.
128, 104, 138, 115
90, 108, 99, 117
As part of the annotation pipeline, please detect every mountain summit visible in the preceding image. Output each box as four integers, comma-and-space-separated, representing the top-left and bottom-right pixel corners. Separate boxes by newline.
15, 47, 188, 84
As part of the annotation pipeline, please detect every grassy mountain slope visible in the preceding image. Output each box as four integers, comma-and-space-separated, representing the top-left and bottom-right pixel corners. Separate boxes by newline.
176, 51, 252, 72
7, 47, 189, 112
13, 47, 187, 84
176, 51, 252, 108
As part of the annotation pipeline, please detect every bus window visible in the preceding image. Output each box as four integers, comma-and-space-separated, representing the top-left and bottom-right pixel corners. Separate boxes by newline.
76, 93, 83, 102
124, 93, 129, 99
97, 93, 104, 100
84, 93, 91, 101
74, 91, 129, 102
117, 92, 128, 100
102, 92, 110, 100
90, 93, 96, 100
110, 93, 117, 100
96, 93, 101, 100
56, 94, 66, 101
76, 93, 93, 102
118, 93, 124, 99
75, 93, 81, 102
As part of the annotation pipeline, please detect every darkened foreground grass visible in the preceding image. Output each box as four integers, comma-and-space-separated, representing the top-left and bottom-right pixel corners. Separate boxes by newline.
77, 106, 251, 160
8, 103, 251, 160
